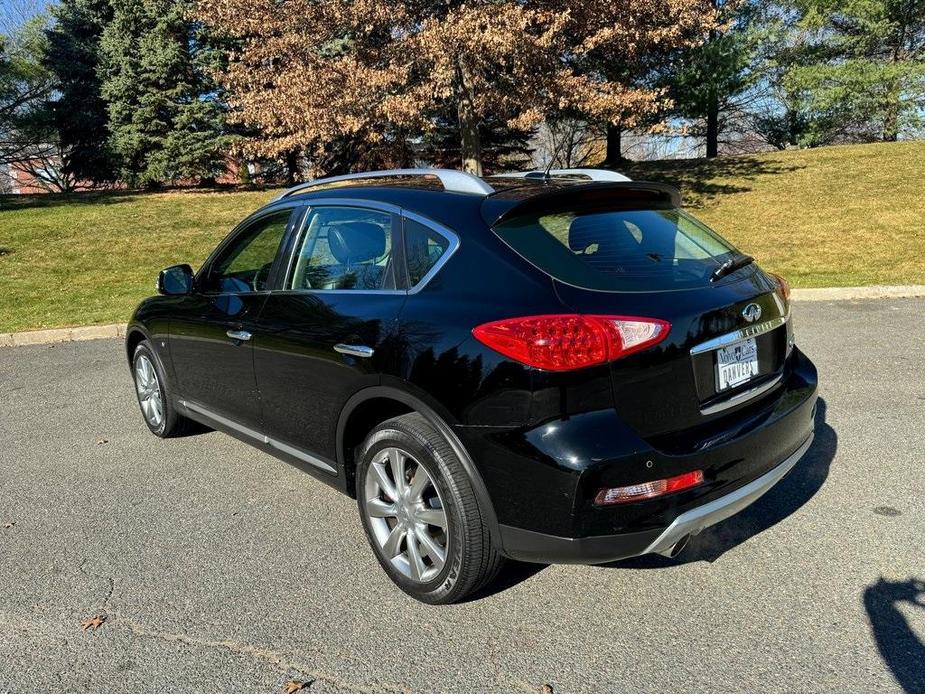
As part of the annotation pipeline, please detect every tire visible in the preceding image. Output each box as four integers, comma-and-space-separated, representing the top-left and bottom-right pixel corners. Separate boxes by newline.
131, 340, 191, 438
355, 413, 504, 604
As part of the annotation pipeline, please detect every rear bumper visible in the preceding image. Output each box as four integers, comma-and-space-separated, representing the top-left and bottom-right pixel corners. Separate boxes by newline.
500, 431, 813, 564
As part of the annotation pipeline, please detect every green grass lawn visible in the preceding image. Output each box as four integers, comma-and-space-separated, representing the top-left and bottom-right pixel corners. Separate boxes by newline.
626, 140, 925, 289
1, 140, 923, 332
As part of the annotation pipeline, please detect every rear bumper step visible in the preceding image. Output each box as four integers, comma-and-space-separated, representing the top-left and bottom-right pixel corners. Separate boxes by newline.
499, 432, 814, 564
643, 431, 813, 556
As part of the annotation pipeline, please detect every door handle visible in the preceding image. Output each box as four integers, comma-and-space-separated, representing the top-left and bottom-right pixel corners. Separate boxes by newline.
334, 343, 374, 358
226, 329, 252, 342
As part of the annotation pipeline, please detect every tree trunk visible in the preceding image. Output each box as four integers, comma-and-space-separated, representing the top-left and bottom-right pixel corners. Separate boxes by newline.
787, 108, 800, 148
882, 69, 900, 141
883, 106, 899, 142
605, 124, 623, 166
706, 97, 719, 158
284, 149, 299, 185
455, 60, 482, 176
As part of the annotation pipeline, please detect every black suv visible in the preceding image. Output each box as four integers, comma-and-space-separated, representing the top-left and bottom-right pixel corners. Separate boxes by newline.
127, 168, 818, 604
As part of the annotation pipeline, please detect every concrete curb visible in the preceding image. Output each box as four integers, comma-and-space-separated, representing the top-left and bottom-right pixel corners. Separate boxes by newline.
1, 285, 923, 347
0, 323, 126, 347
790, 285, 925, 302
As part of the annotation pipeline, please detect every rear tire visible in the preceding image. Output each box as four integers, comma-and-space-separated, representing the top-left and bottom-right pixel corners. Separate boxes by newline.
356, 413, 504, 604
132, 340, 191, 438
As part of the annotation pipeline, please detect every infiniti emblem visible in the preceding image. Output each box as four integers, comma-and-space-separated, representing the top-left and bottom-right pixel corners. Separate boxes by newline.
742, 303, 762, 323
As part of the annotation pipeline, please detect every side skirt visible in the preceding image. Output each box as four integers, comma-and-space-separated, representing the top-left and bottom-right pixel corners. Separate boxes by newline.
177, 399, 343, 491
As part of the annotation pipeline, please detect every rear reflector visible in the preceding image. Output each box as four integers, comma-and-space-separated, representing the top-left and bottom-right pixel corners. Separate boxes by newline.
770, 272, 791, 306
594, 470, 705, 506
472, 314, 670, 371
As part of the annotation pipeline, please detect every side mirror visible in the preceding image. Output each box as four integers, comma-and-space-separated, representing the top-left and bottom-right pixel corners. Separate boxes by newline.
156, 264, 195, 296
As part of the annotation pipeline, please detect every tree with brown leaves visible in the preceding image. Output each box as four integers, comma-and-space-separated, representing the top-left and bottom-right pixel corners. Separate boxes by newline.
197, 0, 717, 176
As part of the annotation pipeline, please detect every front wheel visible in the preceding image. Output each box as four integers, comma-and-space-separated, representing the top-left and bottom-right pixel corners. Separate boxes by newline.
131, 340, 190, 438
356, 413, 503, 604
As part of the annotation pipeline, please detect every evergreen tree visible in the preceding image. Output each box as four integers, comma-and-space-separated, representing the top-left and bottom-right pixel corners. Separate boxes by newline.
100, 0, 229, 186
44, 0, 116, 183
664, 0, 760, 158
786, 0, 925, 144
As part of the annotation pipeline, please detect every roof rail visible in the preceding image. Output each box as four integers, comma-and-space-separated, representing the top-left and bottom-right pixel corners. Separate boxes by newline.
493, 168, 632, 182
273, 168, 495, 200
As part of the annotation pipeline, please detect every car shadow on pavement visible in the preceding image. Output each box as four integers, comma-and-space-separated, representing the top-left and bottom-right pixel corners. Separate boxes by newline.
609, 396, 837, 569
864, 577, 925, 693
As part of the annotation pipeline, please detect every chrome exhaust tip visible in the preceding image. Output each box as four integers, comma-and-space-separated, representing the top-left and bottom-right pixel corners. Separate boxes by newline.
656, 533, 692, 558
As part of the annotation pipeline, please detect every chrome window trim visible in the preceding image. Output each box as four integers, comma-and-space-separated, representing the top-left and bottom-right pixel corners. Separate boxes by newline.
182, 400, 337, 474
689, 314, 789, 356
401, 210, 461, 295
275, 201, 460, 296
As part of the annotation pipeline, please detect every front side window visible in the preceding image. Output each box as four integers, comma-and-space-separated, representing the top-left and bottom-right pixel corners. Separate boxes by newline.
493, 207, 743, 291
404, 218, 450, 286
204, 210, 291, 293
290, 207, 394, 290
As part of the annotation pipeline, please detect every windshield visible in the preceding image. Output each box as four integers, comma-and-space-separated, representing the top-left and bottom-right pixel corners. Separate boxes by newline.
493, 207, 746, 291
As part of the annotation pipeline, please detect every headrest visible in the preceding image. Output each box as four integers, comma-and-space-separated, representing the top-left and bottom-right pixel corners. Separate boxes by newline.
568, 215, 605, 253
329, 222, 386, 264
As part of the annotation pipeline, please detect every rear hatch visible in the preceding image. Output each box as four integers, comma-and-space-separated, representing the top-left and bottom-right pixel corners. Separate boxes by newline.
488, 183, 793, 443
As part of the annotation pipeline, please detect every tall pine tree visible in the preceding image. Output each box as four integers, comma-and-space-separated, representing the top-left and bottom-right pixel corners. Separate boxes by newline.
100, 0, 229, 186
663, 0, 759, 158
786, 0, 925, 143
44, 0, 116, 183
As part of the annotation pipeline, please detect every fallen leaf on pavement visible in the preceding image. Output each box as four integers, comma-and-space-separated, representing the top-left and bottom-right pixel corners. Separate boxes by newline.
80, 614, 107, 631
285, 680, 310, 693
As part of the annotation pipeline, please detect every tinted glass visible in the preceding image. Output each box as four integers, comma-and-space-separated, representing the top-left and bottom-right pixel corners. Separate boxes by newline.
290, 207, 393, 290
493, 208, 742, 290
404, 218, 450, 286
206, 210, 291, 293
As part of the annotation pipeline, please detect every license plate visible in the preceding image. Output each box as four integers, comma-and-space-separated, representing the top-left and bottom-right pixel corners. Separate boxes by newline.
716, 338, 759, 391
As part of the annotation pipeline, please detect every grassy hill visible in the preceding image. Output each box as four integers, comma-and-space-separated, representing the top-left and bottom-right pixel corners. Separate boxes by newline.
627, 140, 925, 289
1, 140, 923, 332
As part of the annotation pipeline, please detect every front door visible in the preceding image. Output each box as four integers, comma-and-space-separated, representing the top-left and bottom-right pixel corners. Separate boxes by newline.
254, 204, 406, 470
169, 207, 297, 427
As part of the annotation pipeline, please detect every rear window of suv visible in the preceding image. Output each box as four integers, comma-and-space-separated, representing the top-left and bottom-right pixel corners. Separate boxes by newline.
493, 207, 743, 290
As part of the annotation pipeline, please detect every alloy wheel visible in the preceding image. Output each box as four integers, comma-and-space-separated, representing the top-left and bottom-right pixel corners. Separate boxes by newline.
134, 355, 164, 428
364, 446, 448, 583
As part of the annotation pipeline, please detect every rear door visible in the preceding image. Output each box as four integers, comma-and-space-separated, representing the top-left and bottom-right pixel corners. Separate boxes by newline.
253, 202, 406, 472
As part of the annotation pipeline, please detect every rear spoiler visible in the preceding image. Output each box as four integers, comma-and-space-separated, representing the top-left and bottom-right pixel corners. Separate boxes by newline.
481, 181, 682, 227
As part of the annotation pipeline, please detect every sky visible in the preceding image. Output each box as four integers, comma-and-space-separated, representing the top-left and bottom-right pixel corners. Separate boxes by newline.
0, 0, 50, 37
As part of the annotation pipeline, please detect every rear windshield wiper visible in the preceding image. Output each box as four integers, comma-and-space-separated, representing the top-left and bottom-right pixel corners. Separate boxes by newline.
711, 254, 754, 282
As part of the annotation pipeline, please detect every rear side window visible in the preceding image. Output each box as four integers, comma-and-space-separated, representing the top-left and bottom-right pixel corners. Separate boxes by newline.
493, 208, 741, 290
404, 218, 450, 286
290, 207, 394, 290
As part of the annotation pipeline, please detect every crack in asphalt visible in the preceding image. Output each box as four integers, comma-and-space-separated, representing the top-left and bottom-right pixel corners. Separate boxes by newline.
112, 618, 410, 694
77, 556, 115, 613
71, 551, 408, 692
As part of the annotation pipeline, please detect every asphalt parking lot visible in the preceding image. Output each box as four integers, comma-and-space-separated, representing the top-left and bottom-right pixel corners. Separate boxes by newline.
1, 298, 923, 693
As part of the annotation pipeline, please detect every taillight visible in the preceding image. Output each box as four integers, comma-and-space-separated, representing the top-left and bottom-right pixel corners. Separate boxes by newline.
471, 314, 670, 371
594, 470, 705, 506
770, 272, 791, 307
